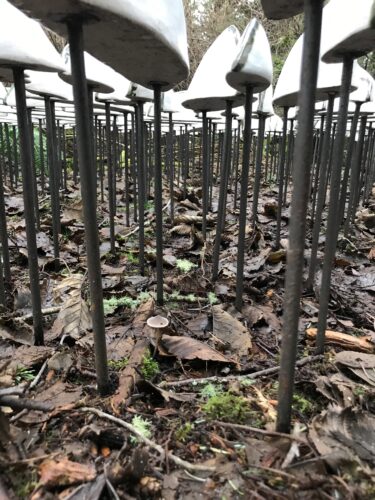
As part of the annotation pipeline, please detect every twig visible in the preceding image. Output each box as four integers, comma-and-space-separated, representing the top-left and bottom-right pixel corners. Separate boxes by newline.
81, 407, 215, 473
0, 386, 25, 397
0, 396, 53, 412
159, 355, 324, 388
211, 421, 307, 444
28, 359, 48, 390
14, 306, 61, 321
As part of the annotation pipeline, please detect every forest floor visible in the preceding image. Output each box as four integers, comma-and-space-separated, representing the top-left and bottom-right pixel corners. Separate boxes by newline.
0, 171, 375, 499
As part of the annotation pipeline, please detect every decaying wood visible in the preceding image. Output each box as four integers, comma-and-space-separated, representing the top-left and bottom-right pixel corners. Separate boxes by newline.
81, 407, 215, 473
159, 355, 324, 388
211, 421, 307, 444
306, 328, 375, 353
0, 396, 53, 412
111, 338, 150, 412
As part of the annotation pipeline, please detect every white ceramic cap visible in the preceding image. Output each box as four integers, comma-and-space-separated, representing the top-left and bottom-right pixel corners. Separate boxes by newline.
10, 0, 189, 90
257, 85, 274, 116
321, 0, 375, 63
349, 63, 373, 104
226, 19, 273, 93
266, 114, 283, 133
183, 26, 243, 112
96, 69, 131, 104
60, 45, 114, 93
5, 86, 45, 108
25, 70, 73, 101
273, 33, 358, 107
126, 82, 154, 103
0, 0, 64, 72
0, 82, 7, 103
260, 0, 304, 20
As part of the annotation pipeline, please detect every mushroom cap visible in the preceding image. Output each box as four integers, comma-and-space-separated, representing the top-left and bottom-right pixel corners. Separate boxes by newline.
146, 315, 169, 329
0, 0, 64, 73
183, 26, 244, 112
226, 19, 273, 93
321, 0, 375, 63
9, 0, 189, 91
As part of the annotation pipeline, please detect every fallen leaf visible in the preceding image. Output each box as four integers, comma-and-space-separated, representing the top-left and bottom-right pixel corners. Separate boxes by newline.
39, 457, 96, 487
212, 305, 252, 357
160, 335, 231, 363
310, 406, 375, 468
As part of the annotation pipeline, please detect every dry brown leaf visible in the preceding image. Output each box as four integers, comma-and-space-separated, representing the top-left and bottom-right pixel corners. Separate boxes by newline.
368, 247, 375, 261
39, 457, 96, 487
212, 305, 252, 357
310, 406, 375, 467
170, 224, 192, 236
160, 335, 231, 363
267, 249, 286, 264
306, 328, 375, 353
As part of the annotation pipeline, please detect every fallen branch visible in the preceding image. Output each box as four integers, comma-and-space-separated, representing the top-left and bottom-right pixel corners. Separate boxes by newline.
14, 306, 61, 322
0, 386, 25, 397
306, 328, 374, 353
211, 421, 307, 444
81, 407, 214, 473
159, 355, 324, 388
0, 396, 53, 412
111, 338, 150, 412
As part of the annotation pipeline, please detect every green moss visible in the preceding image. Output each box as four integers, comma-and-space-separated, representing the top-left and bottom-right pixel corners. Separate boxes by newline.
176, 259, 197, 273
202, 391, 252, 423
141, 351, 160, 380
108, 357, 128, 370
175, 422, 194, 443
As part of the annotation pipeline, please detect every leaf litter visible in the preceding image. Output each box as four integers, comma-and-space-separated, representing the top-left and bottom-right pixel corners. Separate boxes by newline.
0, 165, 374, 499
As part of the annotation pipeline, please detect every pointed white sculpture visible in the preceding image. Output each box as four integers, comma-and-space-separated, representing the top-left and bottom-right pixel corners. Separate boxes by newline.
183, 26, 243, 112
0, 0, 64, 74
274, 32, 359, 107
226, 19, 273, 93
321, 0, 375, 63
10, 0, 189, 90
60, 45, 114, 93
25, 70, 73, 101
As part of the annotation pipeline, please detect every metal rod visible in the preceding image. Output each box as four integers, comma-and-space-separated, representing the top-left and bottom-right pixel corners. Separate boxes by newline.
13, 67, 44, 345
212, 100, 233, 281
202, 110, 209, 239
252, 113, 266, 227
105, 102, 116, 255
307, 94, 335, 289
276, 0, 323, 433
153, 84, 164, 306
315, 56, 354, 354
235, 85, 253, 310
67, 19, 109, 395
275, 107, 289, 248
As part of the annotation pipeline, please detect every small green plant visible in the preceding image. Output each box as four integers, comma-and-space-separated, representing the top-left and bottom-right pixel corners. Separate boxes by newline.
176, 259, 197, 273
167, 291, 198, 303
208, 292, 219, 305
141, 351, 160, 380
175, 422, 194, 442
200, 383, 223, 399
130, 415, 152, 444
292, 392, 313, 415
14, 366, 35, 385
202, 391, 252, 423
108, 357, 128, 370
125, 251, 139, 265
103, 295, 139, 315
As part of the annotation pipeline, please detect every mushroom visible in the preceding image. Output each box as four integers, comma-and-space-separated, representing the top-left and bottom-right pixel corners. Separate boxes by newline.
146, 315, 169, 354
